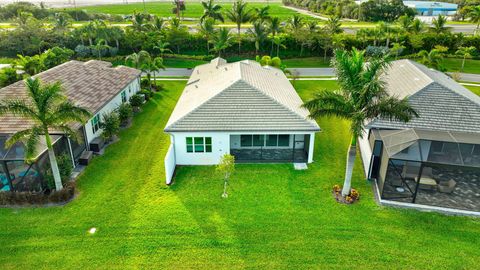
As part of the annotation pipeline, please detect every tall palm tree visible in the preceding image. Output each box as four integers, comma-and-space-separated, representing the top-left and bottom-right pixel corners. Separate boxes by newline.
325, 16, 343, 35
53, 12, 71, 31
199, 18, 216, 53
410, 18, 425, 34
154, 39, 172, 57
226, 0, 254, 55
109, 26, 124, 50
268, 17, 282, 56
0, 78, 91, 191
90, 39, 110, 60
247, 22, 268, 54
141, 56, 166, 90
288, 14, 304, 33
455, 46, 476, 72
272, 35, 286, 57
431, 15, 450, 34
212, 28, 233, 57
200, 0, 224, 23
253, 5, 270, 23
125, 50, 151, 69
303, 49, 417, 196
468, 6, 480, 35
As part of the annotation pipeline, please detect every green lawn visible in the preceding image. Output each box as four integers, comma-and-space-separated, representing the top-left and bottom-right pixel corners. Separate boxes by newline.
0, 80, 479, 269
443, 58, 480, 74
465, 84, 480, 96
283, 57, 331, 68
163, 57, 208, 68
73, 2, 301, 20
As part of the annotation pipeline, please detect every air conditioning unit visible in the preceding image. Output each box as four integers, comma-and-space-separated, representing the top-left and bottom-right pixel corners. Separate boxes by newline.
89, 137, 104, 153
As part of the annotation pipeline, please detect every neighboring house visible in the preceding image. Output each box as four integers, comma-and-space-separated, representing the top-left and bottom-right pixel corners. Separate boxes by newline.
164, 58, 320, 184
359, 59, 480, 214
403, 1, 458, 16
0, 60, 141, 192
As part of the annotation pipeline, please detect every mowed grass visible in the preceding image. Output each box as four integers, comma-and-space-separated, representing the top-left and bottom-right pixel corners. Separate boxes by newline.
443, 58, 480, 74
76, 2, 301, 20
464, 84, 480, 96
0, 80, 479, 269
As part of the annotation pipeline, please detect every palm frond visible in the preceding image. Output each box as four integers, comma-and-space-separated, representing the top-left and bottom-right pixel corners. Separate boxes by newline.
0, 99, 38, 119
364, 96, 418, 122
51, 124, 78, 142
5, 126, 43, 162
302, 91, 353, 119
48, 101, 92, 124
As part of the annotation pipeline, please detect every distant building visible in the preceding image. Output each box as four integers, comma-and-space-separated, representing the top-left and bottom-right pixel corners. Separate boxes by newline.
355, 1, 458, 16
404, 1, 458, 16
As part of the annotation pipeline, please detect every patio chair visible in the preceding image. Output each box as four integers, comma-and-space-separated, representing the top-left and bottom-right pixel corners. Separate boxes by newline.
402, 164, 420, 180
437, 179, 457, 194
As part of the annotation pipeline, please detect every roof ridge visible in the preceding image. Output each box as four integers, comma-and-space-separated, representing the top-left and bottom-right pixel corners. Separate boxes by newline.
239, 79, 319, 130
164, 79, 241, 131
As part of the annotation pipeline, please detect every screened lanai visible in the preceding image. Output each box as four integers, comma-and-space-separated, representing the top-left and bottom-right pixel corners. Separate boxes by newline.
0, 135, 71, 192
372, 129, 480, 212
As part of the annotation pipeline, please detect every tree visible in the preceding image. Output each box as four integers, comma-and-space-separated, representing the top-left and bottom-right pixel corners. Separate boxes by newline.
431, 15, 450, 34
141, 56, 166, 90
125, 50, 150, 69
455, 46, 477, 72
302, 49, 417, 196
253, 5, 270, 23
42, 47, 74, 69
396, 15, 413, 32
154, 39, 172, 57
0, 78, 90, 190
267, 17, 282, 56
325, 16, 343, 35
468, 6, 480, 35
172, 0, 186, 19
417, 47, 447, 71
216, 154, 235, 198
53, 12, 72, 32
247, 22, 268, 54
166, 18, 190, 54
109, 26, 124, 50
211, 28, 233, 57
200, 0, 224, 23
0, 67, 21, 87
390, 42, 405, 59
409, 18, 425, 34
101, 111, 120, 142
199, 18, 216, 53
16, 54, 45, 75
90, 39, 110, 60
272, 35, 286, 57
226, 0, 254, 55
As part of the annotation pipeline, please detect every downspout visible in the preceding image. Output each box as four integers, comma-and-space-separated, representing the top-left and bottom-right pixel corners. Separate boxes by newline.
66, 137, 76, 169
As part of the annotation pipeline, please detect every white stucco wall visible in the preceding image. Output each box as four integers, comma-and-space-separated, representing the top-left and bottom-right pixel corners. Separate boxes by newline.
358, 128, 372, 178
169, 131, 317, 166
165, 136, 176, 184
84, 78, 140, 143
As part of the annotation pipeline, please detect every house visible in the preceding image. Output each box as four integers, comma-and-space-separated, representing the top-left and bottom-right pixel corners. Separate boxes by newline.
164, 58, 320, 184
359, 59, 480, 214
0, 60, 141, 192
403, 1, 458, 16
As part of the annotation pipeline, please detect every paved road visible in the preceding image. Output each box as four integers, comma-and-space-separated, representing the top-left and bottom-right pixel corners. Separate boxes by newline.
155, 68, 480, 83
156, 67, 336, 77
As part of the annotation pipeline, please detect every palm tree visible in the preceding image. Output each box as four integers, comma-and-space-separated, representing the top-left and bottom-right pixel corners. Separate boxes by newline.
325, 16, 343, 35
151, 16, 165, 32
268, 17, 282, 56
248, 22, 268, 54
226, 0, 254, 55
417, 48, 445, 71
288, 14, 304, 33
53, 12, 71, 31
431, 15, 450, 34
391, 42, 406, 59
154, 39, 172, 57
253, 6, 270, 23
272, 35, 286, 57
125, 50, 151, 69
141, 56, 166, 90
212, 28, 233, 57
199, 18, 216, 53
377, 21, 394, 47
16, 55, 45, 75
0, 78, 91, 191
396, 15, 413, 32
109, 26, 124, 50
90, 39, 110, 60
303, 49, 417, 196
468, 6, 480, 35
410, 18, 425, 34
200, 0, 224, 23
455, 46, 477, 72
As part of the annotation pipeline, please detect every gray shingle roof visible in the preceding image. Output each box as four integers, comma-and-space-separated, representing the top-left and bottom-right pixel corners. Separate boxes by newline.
164, 58, 320, 132
368, 60, 480, 134
0, 60, 141, 134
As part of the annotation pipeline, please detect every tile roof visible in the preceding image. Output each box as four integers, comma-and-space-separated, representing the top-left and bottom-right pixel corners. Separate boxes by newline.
0, 60, 140, 134
368, 59, 480, 133
164, 58, 320, 132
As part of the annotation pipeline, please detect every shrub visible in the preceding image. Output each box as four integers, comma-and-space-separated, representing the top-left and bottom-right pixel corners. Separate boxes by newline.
45, 154, 73, 190
117, 103, 133, 125
74, 44, 91, 58
0, 181, 76, 205
129, 94, 144, 107
141, 78, 150, 88
101, 111, 120, 141
139, 89, 153, 100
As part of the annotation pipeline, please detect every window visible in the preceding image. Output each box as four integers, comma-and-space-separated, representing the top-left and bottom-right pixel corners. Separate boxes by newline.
186, 137, 212, 153
121, 91, 127, 103
278, 135, 290, 146
431, 141, 444, 153
241, 135, 253, 147
91, 115, 100, 134
266, 135, 278, 146
253, 135, 265, 147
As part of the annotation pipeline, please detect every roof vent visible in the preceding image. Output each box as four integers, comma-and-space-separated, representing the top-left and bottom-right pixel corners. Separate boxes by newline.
224, 67, 228, 71
400, 64, 405, 68
195, 85, 198, 88
414, 77, 420, 81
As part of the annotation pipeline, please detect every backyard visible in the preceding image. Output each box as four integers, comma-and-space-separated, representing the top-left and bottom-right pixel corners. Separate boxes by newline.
0, 80, 479, 269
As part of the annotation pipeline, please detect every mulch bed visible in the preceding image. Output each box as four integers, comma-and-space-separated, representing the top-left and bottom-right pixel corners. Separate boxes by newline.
332, 186, 360, 204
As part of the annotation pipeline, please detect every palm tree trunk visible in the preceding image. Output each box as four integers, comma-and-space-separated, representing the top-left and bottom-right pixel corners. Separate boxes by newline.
238, 25, 241, 55
341, 138, 356, 196
462, 55, 466, 72
46, 135, 63, 191
116, 39, 119, 50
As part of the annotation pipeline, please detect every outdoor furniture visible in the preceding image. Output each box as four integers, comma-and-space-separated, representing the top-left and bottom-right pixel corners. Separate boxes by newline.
415, 167, 438, 191
89, 137, 104, 153
79, 151, 93, 166
438, 179, 457, 194
402, 164, 420, 180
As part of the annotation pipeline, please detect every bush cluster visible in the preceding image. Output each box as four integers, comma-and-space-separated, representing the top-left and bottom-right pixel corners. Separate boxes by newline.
0, 181, 76, 205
